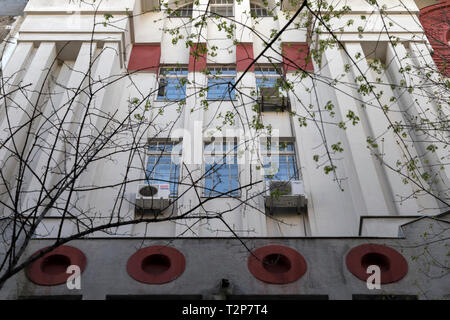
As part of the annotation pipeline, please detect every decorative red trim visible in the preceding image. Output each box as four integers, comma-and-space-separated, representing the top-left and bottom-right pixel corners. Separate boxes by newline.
128, 44, 161, 72
26, 246, 86, 286
248, 245, 307, 284
346, 244, 408, 284
419, 1, 449, 16
419, 1, 450, 76
282, 42, 314, 72
188, 43, 207, 72
236, 43, 255, 72
127, 246, 185, 284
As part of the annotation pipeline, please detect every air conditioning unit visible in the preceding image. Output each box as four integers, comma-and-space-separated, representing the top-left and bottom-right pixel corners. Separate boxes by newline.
135, 184, 171, 211
257, 87, 290, 112
264, 180, 307, 214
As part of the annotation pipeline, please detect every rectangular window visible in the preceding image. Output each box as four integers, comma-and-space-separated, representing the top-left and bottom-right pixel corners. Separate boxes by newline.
146, 141, 182, 197
209, 0, 234, 17
255, 66, 283, 92
250, 3, 272, 17
261, 141, 299, 181
207, 67, 236, 100
157, 67, 188, 101
169, 3, 193, 18
255, 66, 289, 112
204, 140, 239, 197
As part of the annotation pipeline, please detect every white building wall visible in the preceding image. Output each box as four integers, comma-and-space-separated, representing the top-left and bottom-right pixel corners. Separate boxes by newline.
1, 0, 447, 239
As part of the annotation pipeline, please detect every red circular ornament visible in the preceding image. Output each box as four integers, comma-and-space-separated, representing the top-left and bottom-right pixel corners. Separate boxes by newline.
26, 246, 86, 286
346, 244, 408, 284
127, 246, 185, 284
248, 245, 307, 284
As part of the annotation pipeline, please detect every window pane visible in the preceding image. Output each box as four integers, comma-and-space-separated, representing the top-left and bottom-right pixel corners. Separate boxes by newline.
158, 78, 186, 100
204, 147, 239, 196
256, 77, 278, 89
263, 153, 298, 181
169, 3, 193, 17
250, 3, 271, 17
146, 154, 180, 197
207, 78, 235, 100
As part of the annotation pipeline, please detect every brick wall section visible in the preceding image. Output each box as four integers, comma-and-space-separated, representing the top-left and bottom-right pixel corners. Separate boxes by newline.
419, 0, 450, 76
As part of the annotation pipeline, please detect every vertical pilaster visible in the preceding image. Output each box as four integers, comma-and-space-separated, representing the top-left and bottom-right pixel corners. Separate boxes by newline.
235, 0, 253, 43
74, 42, 121, 207
322, 46, 392, 216
238, 71, 267, 236
0, 42, 57, 210
0, 42, 34, 108
175, 70, 207, 237
24, 43, 97, 212
386, 43, 449, 209
346, 42, 437, 215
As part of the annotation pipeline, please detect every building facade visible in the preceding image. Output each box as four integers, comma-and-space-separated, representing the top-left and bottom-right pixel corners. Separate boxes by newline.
0, 0, 448, 299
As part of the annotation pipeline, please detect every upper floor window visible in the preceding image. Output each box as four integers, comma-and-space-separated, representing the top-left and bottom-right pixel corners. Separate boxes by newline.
255, 66, 283, 91
255, 66, 289, 111
210, 0, 234, 17
261, 141, 298, 181
169, 3, 193, 18
146, 141, 182, 197
204, 140, 239, 197
250, 2, 272, 17
207, 67, 236, 100
157, 67, 188, 101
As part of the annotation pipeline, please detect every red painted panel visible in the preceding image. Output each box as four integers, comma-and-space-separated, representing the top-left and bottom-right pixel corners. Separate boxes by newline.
282, 42, 314, 72
128, 44, 161, 72
189, 43, 207, 72
419, 1, 450, 77
236, 43, 255, 71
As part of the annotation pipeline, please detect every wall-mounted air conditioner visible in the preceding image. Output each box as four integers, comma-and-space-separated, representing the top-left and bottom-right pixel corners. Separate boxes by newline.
264, 180, 307, 214
257, 87, 290, 112
135, 184, 171, 211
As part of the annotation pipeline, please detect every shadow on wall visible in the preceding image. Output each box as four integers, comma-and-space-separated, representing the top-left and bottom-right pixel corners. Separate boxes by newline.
0, 0, 29, 16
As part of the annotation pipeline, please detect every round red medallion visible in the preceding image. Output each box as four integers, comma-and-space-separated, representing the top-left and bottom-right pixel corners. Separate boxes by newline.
26, 246, 86, 286
248, 245, 307, 284
127, 246, 185, 284
346, 244, 408, 284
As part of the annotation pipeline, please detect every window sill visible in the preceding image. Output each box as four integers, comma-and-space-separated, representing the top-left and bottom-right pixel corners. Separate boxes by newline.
155, 98, 185, 102
201, 194, 241, 199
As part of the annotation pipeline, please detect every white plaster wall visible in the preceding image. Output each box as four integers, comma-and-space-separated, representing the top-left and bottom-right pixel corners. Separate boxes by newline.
3, 0, 445, 239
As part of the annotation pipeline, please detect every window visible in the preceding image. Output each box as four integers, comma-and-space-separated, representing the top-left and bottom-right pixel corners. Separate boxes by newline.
157, 67, 188, 101
169, 3, 193, 18
250, 3, 272, 17
255, 66, 289, 111
255, 66, 283, 92
209, 0, 234, 17
204, 140, 239, 197
146, 141, 182, 197
262, 141, 298, 181
207, 67, 236, 100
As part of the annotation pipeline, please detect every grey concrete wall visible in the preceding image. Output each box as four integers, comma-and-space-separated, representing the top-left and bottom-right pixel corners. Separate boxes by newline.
1, 217, 449, 300
0, 0, 28, 16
